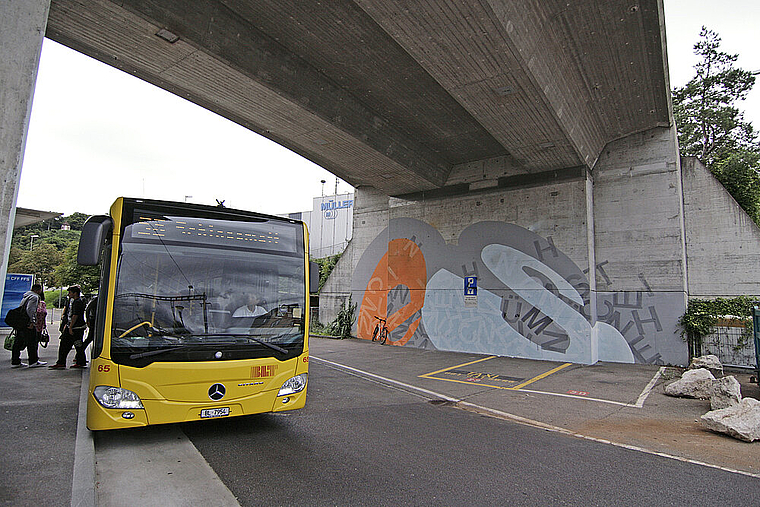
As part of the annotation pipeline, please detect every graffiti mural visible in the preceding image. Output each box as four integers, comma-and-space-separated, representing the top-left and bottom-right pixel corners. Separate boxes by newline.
352, 218, 686, 365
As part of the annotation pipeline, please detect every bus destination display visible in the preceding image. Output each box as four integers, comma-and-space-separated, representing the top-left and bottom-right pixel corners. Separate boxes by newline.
128, 212, 299, 253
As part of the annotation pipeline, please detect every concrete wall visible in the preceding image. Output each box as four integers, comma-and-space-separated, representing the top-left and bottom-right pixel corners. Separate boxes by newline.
682, 157, 760, 297
0, 1, 50, 309
321, 126, 689, 365
317, 240, 356, 325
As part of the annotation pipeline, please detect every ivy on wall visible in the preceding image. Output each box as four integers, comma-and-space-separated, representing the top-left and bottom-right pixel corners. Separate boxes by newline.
679, 296, 759, 353
313, 253, 342, 293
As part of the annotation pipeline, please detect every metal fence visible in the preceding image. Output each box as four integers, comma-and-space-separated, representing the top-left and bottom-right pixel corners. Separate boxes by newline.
700, 318, 757, 369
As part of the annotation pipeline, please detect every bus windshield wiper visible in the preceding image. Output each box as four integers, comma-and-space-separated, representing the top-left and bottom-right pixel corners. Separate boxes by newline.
129, 346, 185, 359
192, 333, 288, 355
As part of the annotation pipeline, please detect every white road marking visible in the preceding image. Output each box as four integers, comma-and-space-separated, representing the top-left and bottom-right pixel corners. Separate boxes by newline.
634, 366, 665, 408
312, 356, 760, 480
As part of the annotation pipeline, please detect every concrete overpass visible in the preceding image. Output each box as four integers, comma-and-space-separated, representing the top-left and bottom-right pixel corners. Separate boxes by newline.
43, 0, 671, 196
3, 1, 759, 365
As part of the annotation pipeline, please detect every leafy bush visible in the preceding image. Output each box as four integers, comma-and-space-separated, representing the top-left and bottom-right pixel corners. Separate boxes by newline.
44, 289, 67, 309
310, 321, 331, 335
327, 296, 356, 339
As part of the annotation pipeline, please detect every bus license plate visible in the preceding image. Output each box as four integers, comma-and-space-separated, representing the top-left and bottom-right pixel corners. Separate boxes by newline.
200, 407, 230, 418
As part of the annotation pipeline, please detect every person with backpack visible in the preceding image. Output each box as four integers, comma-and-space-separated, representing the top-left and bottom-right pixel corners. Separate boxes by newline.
10, 283, 47, 368
82, 295, 97, 351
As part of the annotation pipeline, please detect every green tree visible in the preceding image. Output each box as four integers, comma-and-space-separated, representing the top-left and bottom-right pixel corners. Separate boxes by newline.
12, 227, 80, 252
710, 149, 760, 223
7, 246, 22, 266
8, 243, 63, 288
54, 245, 100, 293
673, 27, 757, 167
41, 230, 81, 251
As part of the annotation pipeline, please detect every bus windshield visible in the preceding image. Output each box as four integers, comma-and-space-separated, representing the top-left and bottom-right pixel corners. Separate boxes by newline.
110, 210, 306, 367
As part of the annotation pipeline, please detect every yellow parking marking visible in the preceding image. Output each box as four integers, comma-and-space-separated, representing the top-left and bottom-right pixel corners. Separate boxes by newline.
417, 374, 514, 389
418, 356, 496, 378
508, 362, 572, 390
418, 358, 571, 392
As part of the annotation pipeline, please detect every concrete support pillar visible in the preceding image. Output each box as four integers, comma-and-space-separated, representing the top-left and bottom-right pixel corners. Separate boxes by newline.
352, 186, 391, 256
585, 170, 599, 364
593, 126, 686, 293
592, 126, 688, 364
0, 0, 51, 304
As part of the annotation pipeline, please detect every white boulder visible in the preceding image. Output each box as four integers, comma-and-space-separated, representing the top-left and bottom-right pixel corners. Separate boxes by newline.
688, 355, 723, 377
664, 368, 715, 399
710, 376, 742, 410
701, 398, 760, 442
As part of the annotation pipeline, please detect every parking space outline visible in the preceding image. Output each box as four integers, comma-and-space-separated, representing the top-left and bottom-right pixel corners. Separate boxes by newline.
418, 356, 572, 391
418, 357, 665, 408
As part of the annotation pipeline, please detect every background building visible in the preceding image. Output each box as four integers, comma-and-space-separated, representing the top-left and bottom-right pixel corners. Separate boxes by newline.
288, 192, 354, 259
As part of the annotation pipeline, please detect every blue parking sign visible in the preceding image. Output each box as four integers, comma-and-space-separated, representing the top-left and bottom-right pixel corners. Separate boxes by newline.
464, 276, 477, 296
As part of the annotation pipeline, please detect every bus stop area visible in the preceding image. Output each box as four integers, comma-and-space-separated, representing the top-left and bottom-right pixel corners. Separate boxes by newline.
2, 329, 759, 506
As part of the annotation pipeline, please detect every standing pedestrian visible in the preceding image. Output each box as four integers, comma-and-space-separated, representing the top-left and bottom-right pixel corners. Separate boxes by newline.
10, 283, 47, 368
58, 293, 70, 334
81, 294, 97, 355
49, 285, 87, 369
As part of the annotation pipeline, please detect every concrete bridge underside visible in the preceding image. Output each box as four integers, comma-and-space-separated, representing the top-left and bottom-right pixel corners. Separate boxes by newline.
43, 0, 670, 195
4, 1, 758, 366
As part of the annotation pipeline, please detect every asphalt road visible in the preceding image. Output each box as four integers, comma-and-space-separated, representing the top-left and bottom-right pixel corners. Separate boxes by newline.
0, 330, 80, 507
183, 360, 760, 506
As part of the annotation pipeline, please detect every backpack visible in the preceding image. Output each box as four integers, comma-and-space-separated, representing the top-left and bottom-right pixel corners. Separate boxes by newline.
85, 296, 98, 326
5, 295, 32, 329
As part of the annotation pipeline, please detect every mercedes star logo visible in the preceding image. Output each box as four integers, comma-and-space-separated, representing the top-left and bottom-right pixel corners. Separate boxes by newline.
208, 383, 226, 401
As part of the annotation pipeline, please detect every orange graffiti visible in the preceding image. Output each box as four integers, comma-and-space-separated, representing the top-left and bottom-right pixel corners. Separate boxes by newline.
358, 238, 426, 346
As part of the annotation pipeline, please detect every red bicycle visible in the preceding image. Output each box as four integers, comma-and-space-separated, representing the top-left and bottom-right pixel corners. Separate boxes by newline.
371, 315, 389, 344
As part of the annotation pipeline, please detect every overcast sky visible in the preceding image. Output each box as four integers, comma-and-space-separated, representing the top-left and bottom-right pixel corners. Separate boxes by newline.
16, 0, 760, 217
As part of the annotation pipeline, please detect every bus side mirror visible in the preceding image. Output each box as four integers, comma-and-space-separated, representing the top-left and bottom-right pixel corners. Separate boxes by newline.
78, 215, 113, 266
309, 261, 320, 293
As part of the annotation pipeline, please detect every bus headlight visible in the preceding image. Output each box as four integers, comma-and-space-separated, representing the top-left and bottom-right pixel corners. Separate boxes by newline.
93, 386, 145, 409
277, 374, 307, 396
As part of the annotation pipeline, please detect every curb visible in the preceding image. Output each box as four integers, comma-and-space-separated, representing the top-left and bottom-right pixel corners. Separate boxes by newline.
71, 366, 95, 507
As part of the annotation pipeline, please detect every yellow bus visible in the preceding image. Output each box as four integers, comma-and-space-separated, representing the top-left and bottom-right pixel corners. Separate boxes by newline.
78, 198, 316, 430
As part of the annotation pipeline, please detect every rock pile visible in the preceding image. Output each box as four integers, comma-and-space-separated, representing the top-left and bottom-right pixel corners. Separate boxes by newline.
664, 355, 759, 442
710, 376, 742, 410
687, 354, 723, 378
664, 368, 714, 399
701, 398, 760, 442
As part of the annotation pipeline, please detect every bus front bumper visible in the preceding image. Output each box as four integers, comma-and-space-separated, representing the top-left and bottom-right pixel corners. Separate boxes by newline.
86, 386, 307, 431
